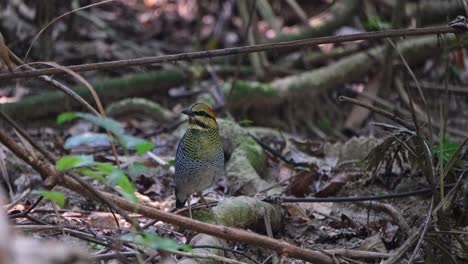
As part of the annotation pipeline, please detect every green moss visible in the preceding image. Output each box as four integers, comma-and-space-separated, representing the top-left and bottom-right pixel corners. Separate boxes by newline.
3, 69, 187, 121
213, 197, 259, 227
238, 137, 266, 174
193, 209, 216, 223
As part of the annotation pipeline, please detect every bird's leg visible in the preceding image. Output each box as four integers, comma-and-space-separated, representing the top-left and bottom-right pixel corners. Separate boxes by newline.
197, 191, 210, 208
188, 195, 192, 219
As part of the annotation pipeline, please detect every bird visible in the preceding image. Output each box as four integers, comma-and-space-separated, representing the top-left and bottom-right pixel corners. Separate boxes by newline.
174, 103, 224, 216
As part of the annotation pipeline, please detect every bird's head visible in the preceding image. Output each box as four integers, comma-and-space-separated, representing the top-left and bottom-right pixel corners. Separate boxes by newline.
182, 103, 218, 130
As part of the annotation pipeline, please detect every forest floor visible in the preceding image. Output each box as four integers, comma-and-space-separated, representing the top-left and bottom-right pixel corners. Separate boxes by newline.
1, 1, 468, 263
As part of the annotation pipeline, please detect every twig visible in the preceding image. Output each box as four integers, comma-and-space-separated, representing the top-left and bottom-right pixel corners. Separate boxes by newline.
323, 249, 390, 259
0, 111, 55, 162
346, 87, 468, 138
263, 184, 454, 203
91, 252, 138, 261
284, 0, 308, 25
338, 96, 414, 129
7, 49, 100, 116
249, 133, 296, 166
162, 249, 247, 264
9, 49, 121, 167
24, 0, 117, 61
355, 201, 410, 233
412, 81, 468, 94
382, 232, 419, 264
407, 198, 434, 264
0, 26, 458, 81
192, 245, 261, 264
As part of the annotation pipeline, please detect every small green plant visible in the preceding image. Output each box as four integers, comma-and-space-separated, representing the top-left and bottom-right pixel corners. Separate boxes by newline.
319, 119, 332, 130
57, 112, 154, 154
33, 190, 66, 207
56, 155, 137, 202
435, 135, 460, 164
239, 119, 254, 126
55, 112, 156, 203
120, 231, 191, 252
363, 16, 391, 31
55, 112, 191, 252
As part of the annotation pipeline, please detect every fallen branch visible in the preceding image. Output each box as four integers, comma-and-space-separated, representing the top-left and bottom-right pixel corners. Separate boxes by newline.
355, 201, 411, 234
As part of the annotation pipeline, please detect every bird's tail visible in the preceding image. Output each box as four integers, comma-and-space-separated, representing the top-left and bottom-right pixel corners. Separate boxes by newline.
175, 189, 186, 208
176, 198, 186, 208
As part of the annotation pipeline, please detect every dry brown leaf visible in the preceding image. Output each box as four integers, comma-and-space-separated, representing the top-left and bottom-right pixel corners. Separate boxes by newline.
359, 234, 387, 253
284, 202, 312, 223
286, 163, 319, 197
315, 172, 362, 197
89, 212, 119, 229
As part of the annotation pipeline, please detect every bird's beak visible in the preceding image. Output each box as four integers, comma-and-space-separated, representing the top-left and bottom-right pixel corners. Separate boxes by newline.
182, 108, 193, 116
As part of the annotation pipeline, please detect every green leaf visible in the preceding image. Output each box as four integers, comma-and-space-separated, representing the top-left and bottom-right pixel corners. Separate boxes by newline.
435, 135, 460, 162
57, 112, 77, 124
120, 232, 191, 252
75, 113, 125, 136
363, 16, 391, 30
108, 169, 137, 202
319, 119, 332, 130
64, 133, 111, 149
34, 191, 65, 207
355, 161, 366, 168
164, 160, 175, 170
78, 168, 105, 182
239, 119, 254, 126
95, 162, 117, 175
120, 135, 154, 153
135, 141, 155, 154
56, 155, 94, 171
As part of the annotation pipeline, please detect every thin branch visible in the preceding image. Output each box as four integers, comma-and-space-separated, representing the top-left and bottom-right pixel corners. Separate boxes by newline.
0, 26, 457, 81
338, 96, 414, 129
7, 49, 99, 115
356, 201, 410, 233
162, 249, 248, 264
263, 185, 452, 203
407, 198, 434, 264
0, 111, 55, 162
413, 81, 468, 94
23, 0, 117, 61
192, 245, 261, 264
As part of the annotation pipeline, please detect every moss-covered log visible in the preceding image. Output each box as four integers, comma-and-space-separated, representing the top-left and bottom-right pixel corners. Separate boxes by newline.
2, 69, 187, 121
227, 35, 456, 127
179, 196, 283, 264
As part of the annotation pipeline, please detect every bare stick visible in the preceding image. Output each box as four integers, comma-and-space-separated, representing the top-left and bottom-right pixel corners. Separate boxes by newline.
338, 96, 414, 129
0, 26, 457, 81
162, 249, 248, 264
407, 198, 434, 264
